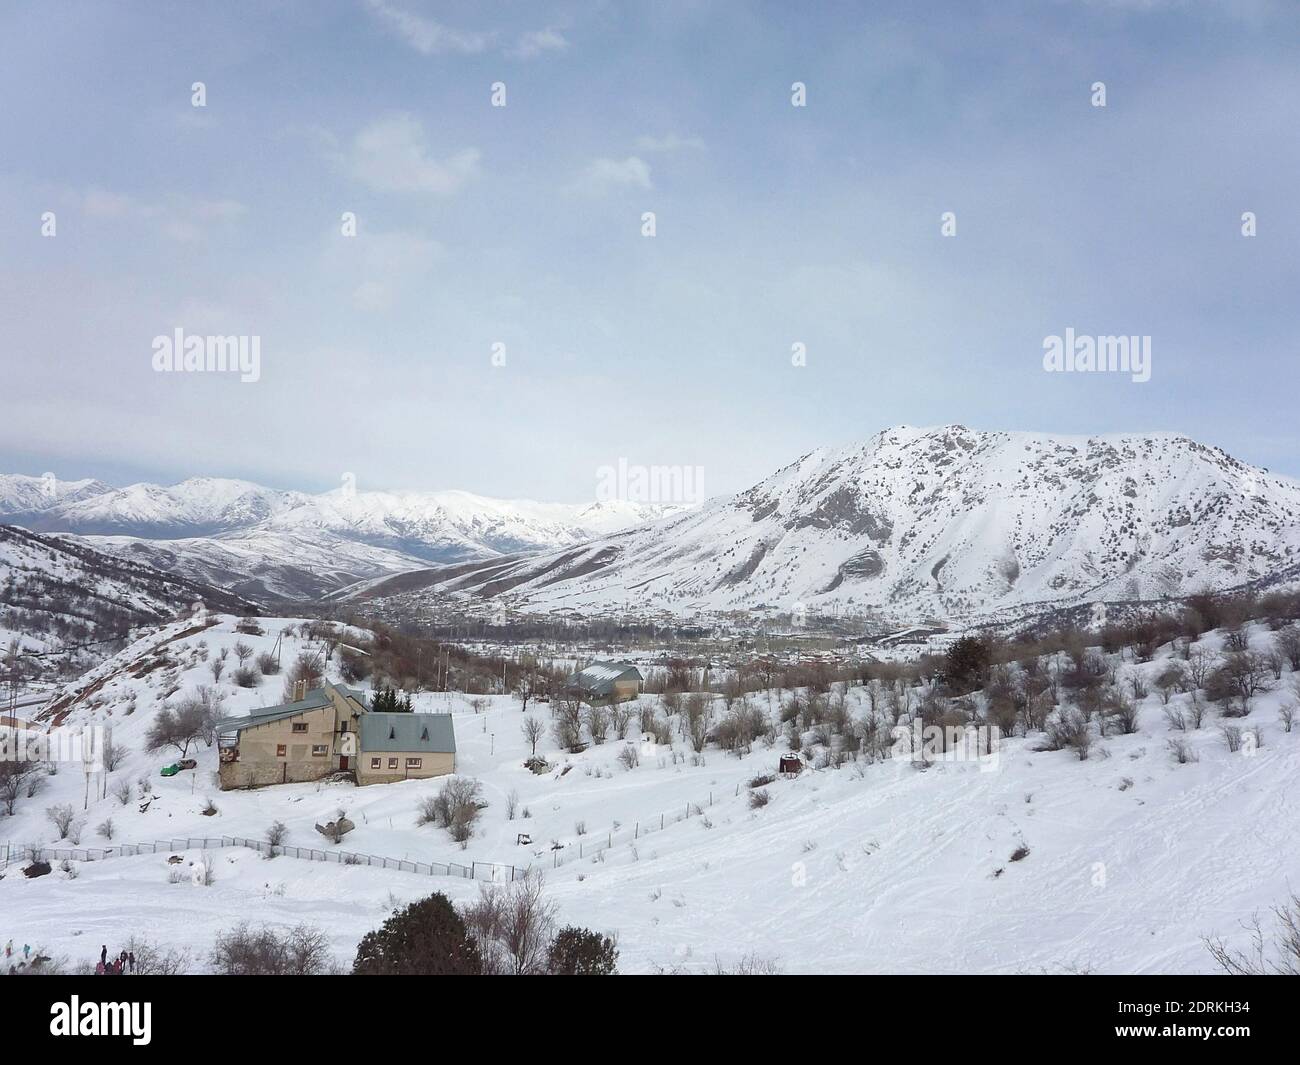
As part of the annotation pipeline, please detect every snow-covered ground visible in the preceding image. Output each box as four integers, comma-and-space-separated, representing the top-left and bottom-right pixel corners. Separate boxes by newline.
2, 615, 1298, 974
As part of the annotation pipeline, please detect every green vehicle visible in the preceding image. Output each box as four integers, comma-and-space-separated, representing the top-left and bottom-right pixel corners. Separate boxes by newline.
159, 764, 180, 778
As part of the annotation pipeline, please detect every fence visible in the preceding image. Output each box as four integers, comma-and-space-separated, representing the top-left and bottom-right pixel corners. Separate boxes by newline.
0, 837, 526, 883
546, 780, 751, 868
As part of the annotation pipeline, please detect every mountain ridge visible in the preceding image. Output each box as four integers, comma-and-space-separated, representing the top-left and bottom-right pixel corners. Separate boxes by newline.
333, 424, 1300, 621
0, 474, 685, 600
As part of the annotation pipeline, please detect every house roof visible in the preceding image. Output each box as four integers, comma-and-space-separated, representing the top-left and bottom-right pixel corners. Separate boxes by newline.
564, 661, 643, 696
359, 712, 456, 755
212, 681, 368, 741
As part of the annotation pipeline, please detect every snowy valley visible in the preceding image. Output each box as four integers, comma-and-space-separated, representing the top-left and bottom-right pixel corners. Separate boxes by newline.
2, 603, 1299, 975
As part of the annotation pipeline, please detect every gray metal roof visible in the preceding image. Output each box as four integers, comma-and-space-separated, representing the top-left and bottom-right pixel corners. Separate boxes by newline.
328, 681, 370, 708
212, 682, 367, 739
212, 691, 331, 737
359, 712, 456, 754
564, 661, 643, 696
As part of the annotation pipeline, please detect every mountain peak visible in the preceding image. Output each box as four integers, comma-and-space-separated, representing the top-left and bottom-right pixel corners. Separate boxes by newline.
356, 427, 1300, 622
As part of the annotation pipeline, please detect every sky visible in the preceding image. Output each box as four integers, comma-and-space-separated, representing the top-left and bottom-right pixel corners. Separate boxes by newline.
1, 0, 1297, 502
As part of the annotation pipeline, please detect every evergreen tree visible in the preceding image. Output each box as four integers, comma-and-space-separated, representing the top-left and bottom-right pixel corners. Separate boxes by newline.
352, 894, 481, 975
547, 926, 619, 975
944, 635, 991, 694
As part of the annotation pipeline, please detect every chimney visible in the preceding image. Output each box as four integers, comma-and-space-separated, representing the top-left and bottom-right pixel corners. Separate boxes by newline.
293, 679, 308, 702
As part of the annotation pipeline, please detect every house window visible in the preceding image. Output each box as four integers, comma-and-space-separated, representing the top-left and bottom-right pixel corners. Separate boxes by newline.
406, 757, 422, 769
387, 757, 398, 769
292, 722, 308, 733
311, 745, 328, 756
370, 757, 381, 769
276, 744, 287, 758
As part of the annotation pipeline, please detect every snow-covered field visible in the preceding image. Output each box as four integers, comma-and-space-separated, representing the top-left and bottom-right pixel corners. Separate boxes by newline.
2, 616, 1297, 974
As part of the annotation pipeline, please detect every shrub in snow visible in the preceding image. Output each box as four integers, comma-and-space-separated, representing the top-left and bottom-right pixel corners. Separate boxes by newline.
416, 777, 482, 845
352, 894, 480, 976
233, 665, 260, 688
211, 922, 331, 976
547, 926, 618, 975
46, 802, 76, 839
1205, 893, 1300, 975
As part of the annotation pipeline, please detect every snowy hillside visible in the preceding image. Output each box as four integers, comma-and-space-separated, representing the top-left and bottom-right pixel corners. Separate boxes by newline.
346, 426, 1300, 621
0, 525, 253, 682
0, 474, 683, 602
1, 613, 1297, 974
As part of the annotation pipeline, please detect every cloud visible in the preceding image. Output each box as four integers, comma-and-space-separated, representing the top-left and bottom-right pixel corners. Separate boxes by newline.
634, 133, 706, 154
508, 27, 568, 59
572, 156, 653, 196
323, 228, 442, 312
81, 188, 134, 218
363, 1, 569, 59
78, 189, 246, 239
352, 280, 395, 312
347, 114, 480, 195
362, 0, 493, 55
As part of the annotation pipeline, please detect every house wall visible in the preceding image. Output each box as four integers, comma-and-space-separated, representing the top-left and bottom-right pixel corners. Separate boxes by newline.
582, 678, 641, 705
219, 759, 333, 790
355, 750, 455, 786
218, 696, 365, 791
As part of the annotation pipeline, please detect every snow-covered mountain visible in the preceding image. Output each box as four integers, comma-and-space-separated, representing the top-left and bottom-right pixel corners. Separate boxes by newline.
0, 474, 684, 601
0, 524, 253, 680
341, 425, 1300, 620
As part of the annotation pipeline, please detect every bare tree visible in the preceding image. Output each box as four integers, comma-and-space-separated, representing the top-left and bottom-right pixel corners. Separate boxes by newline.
551, 697, 583, 752
0, 761, 40, 816
521, 715, 545, 758
145, 703, 206, 758
463, 871, 556, 975
1274, 625, 1300, 672
513, 661, 539, 713
1205, 894, 1300, 975
585, 704, 610, 745
266, 820, 288, 857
